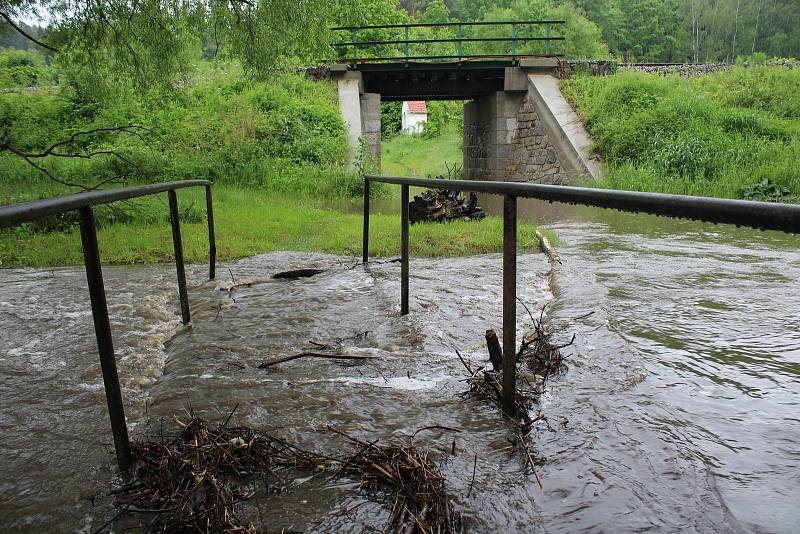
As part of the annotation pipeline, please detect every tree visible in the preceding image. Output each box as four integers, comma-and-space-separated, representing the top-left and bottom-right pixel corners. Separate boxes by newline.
0, 0, 342, 92
0, 0, 362, 187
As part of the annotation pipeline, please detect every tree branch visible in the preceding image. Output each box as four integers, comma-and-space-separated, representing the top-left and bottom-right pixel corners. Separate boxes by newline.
0, 12, 59, 53
0, 125, 157, 191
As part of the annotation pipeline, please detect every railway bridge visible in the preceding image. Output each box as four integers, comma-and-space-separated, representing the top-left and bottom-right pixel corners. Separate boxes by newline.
329, 21, 601, 183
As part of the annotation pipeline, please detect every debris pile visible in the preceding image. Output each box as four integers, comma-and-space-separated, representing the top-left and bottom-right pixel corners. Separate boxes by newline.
457, 303, 573, 490
409, 183, 484, 224
118, 415, 324, 532
516, 304, 570, 388
112, 415, 460, 533
331, 427, 462, 534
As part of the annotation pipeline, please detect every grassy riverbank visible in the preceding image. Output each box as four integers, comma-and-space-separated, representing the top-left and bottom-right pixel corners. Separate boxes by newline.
0, 184, 547, 267
562, 67, 800, 201
381, 125, 462, 178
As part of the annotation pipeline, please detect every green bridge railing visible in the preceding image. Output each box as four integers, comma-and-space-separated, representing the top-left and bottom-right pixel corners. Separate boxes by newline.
331, 20, 565, 65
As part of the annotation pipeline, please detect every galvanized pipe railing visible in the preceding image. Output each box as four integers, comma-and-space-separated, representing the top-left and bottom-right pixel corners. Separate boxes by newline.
0, 179, 215, 471
332, 20, 566, 64
362, 175, 800, 415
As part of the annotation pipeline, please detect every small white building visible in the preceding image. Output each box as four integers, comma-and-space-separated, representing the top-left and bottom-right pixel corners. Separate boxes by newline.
401, 100, 428, 134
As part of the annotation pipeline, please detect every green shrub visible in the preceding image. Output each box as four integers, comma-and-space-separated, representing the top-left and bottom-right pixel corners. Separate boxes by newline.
0, 48, 52, 88
740, 178, 792, 202
423, 100, 463, 139
0, 66, 356, 197
563, 67, 800, 201
381, 102, 402, 137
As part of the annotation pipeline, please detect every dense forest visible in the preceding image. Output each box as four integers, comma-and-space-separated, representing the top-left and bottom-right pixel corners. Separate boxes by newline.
3, 1, 799, 64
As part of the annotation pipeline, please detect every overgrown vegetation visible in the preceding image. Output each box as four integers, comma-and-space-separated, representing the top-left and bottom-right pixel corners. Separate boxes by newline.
562, 67, 800, 200
0, 55, 363, 197
381, 100, 463, 177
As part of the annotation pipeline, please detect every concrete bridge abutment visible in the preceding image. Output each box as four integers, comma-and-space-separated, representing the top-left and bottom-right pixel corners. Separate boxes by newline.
464, 62, 600, 183
332, 66, 381, 169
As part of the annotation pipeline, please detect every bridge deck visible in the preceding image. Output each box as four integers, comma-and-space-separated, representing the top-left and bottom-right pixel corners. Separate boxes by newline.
351, 60, 512, 100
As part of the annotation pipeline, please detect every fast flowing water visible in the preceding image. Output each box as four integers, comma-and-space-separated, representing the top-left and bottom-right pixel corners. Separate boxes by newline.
1, 205, 798, 533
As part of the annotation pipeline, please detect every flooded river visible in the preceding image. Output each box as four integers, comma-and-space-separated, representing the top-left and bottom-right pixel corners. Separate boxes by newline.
1, 205, 798, 532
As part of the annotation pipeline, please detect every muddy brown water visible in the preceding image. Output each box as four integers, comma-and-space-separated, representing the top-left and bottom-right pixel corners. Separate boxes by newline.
1, 203, 799, 532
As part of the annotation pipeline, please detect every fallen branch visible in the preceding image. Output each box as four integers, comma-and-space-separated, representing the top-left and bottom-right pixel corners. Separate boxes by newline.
258, 352, 374, 368
517, 431, 544, 491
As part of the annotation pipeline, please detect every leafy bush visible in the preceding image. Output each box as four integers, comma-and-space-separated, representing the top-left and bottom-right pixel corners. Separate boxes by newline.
381, 102, 402, 137
423, 100, 463, 139
740, 178, 792, 202
563, 67, 800, 201
0, 48, 52, 88
0, 66, 357, 198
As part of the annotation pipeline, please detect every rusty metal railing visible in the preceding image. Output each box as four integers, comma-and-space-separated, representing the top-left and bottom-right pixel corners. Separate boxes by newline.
0, 180, 216, 471
362, 175, 800, 414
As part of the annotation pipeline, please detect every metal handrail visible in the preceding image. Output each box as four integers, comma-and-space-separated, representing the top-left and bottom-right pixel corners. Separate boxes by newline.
0, 180, 210, 228
366, 176, 800, 233
0, 179, 217, 472
331, 20, 565, 64
361, 174, 800, 415
331, 37, 564, 47
332, 20, 566, 31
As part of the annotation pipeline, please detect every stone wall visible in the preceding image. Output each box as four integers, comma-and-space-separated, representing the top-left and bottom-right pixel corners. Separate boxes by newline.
360, 93, 381, 169
463, 92, 527, 181
505, 95, 566, 184
463, 99, 490, 180
463, 91, 568, 184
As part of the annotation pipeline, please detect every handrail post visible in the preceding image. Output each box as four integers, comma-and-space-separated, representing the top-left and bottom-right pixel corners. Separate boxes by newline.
352, 28, 358, 66
168, 190, 191, 325
511, 23, 517, 60
205, 185, 216, 280
502, 194, 517, 416
362, 177, 370, 264
404, 26, 410, 63
457, 24, 462, 62
78, 206, 132, 472
546, 23, 551, 55
400, 184, 409, 315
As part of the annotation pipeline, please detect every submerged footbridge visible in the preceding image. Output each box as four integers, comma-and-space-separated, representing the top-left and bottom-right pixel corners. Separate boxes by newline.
329, 21, 601, 183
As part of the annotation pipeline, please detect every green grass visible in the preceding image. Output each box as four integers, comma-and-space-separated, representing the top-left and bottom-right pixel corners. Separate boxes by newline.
0, 185, 548, 268
562, 67, 800, 201
381, 125, 462, 178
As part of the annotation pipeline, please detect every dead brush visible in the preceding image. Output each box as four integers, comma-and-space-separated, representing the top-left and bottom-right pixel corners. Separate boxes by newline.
330, 427, 462, 534
116, 414, 327, 533
456, 302, 574, 490
109, 414, 461, 533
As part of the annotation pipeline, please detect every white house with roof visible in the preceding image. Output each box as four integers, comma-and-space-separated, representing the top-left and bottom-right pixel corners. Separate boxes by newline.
401, 100, 428, 134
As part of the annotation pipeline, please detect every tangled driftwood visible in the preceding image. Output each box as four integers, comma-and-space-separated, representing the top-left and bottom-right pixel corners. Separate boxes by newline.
458, 302, 572, 491
109, 414, 461, 533
408, 185, 484, 224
